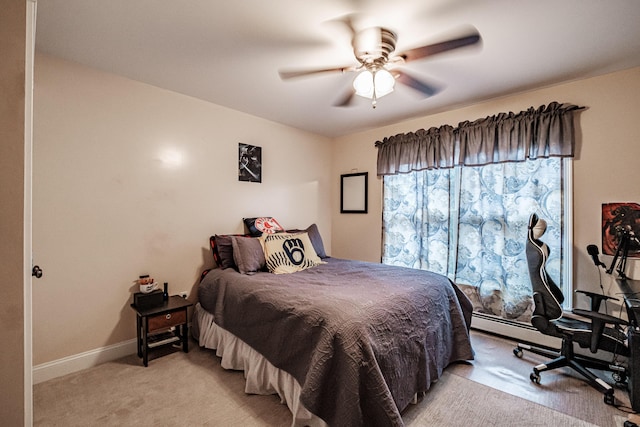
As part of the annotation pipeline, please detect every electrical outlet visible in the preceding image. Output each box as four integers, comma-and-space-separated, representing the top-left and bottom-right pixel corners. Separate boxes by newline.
178, 291, 188, 298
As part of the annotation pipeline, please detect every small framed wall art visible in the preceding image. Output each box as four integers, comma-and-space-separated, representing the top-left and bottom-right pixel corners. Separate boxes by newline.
340, 172, 368, 214
239, 143, 262, 183
602, 202, 640, 257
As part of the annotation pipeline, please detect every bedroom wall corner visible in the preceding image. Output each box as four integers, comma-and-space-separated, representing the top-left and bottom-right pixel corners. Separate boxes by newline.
330, 134, 383, 263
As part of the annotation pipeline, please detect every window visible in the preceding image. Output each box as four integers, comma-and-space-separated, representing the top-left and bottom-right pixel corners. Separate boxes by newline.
375, 102, 582, 324
382, 157, 572, 323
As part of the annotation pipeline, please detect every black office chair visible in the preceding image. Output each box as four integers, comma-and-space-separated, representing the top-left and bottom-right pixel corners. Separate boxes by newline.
514, 213, 629, 405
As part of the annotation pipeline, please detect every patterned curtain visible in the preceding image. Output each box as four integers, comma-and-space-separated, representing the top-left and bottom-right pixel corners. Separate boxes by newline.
377, 102, 581, 322
383, 159, 565, 321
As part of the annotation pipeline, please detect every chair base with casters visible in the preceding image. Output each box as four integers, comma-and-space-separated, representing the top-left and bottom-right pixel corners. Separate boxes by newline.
514, 335, 628, 405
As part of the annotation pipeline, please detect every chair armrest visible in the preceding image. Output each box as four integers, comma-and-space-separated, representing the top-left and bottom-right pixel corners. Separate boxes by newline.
575, 290, 619, 312
572, 308, 628, 353
571, 308, 628, 326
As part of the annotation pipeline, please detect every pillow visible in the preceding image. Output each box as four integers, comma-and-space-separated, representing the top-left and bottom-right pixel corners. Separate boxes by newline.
243, 217, 284, 237
211, 234, 244, 269
307, 224, 328, 258
263, 232, 324, 274
287, 224, 327, 259
209, 235, 221, 266
231, 236, 266, 275
213, 235, 236, 269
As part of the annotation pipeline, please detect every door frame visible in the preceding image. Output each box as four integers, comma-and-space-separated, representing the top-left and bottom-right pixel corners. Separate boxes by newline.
24, 1, 37, 424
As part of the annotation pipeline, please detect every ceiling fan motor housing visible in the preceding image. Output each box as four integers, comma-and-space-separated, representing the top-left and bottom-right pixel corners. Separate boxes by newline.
354, 27, 397, 69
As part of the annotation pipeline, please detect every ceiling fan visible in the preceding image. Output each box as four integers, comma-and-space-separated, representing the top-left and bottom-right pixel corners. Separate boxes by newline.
279, 20, 482, 108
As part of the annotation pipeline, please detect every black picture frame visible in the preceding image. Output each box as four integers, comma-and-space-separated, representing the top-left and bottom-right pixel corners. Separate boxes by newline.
239, 143, 262, 183
340, 172, 368, 214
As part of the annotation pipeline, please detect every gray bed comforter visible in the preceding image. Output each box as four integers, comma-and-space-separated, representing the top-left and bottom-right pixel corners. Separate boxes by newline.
198, 257, 474, 426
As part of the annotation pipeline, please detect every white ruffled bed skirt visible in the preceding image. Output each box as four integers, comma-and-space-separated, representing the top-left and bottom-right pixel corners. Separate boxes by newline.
193, 303, 328, 427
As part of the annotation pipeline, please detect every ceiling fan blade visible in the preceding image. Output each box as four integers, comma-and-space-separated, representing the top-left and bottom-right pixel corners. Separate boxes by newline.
398, 29, 481, 63
332, 13, 359, 38
393, 70, 441, 97
334, 87, 357, 107
279, 66, 356, 80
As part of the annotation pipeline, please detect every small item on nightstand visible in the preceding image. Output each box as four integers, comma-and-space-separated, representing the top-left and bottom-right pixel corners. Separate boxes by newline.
133, 290, 163, 309
137, 275, 158, 294
163, 282, 169, 301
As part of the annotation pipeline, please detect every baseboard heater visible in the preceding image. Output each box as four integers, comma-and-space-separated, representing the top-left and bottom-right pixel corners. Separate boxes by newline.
471, 312, 561, 349
471, 312, 624, 363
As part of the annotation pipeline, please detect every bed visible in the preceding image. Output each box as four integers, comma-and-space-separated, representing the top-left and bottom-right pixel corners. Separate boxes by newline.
193, 229, 474, 427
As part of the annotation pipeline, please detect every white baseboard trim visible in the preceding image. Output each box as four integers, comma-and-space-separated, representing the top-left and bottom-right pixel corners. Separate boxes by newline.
33, 338, 138, 384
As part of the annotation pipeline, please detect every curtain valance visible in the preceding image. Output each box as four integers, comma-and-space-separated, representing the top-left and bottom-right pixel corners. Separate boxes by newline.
375, 102, 584, 176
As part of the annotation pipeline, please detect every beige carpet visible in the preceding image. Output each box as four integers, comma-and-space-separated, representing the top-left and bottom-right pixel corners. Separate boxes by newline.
404, 371, 602, 427
34, 345, 292, 426
34, 341, 610, 427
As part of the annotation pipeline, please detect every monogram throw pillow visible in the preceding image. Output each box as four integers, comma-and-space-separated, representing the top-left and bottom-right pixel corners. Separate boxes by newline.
263, 232, 324, 274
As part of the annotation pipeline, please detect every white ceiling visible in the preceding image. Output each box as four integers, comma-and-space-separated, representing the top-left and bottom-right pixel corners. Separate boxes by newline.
35, 0, 640, 138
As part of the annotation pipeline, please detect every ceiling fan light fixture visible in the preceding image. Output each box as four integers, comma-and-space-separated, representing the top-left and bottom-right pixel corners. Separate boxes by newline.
374, 69, 395, 97
353, 70, 374, 98
353, 69, 395, 100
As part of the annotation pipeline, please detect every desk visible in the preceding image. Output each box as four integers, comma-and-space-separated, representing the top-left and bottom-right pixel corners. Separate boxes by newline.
617, 278, 640, 411
617, 278, 640, 326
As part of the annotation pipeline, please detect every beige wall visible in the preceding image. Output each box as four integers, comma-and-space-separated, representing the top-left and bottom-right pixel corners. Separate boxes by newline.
331, 67, 640, 301
32, 54, 332, 365
0, 0, 26, 424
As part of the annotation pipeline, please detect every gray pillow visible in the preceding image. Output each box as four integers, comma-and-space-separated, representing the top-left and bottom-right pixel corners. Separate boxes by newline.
306, 223, 328, 259
231, 236, 265, 275
213, 235, 237, 269
288, 224, 328, 259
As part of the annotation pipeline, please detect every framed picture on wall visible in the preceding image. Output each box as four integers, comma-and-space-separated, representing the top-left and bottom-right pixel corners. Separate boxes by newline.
602, 202, 640, 257
340, 172, 368, 213
239, 143, 262, 183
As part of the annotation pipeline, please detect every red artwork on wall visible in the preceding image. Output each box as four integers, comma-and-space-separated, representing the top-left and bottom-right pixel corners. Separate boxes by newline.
602, 202, 640, 258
